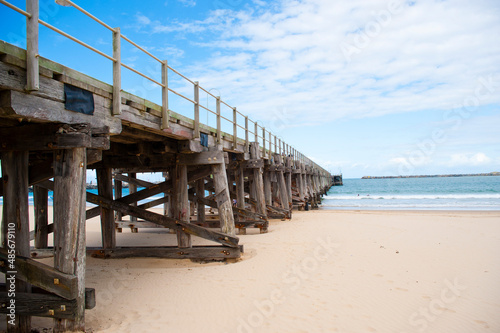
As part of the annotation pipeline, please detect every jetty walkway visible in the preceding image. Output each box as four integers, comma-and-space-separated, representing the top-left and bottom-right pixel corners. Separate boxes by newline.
0, 1, 333, 331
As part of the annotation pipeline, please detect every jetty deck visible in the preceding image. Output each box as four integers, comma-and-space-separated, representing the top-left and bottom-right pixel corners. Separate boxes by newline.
0, 1, 333, 331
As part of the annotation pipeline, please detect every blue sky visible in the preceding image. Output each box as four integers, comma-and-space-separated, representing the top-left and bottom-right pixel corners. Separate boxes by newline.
1, 0, 499, 179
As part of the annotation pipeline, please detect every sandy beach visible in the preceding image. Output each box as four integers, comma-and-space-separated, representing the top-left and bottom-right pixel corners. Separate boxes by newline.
2, 208, 499, 333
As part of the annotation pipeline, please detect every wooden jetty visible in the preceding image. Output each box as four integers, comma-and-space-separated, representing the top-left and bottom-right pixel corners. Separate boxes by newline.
333, 174, 343, 186
0, 1, 333, 331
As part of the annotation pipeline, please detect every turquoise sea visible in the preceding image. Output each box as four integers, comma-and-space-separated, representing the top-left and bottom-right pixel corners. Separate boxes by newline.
2, 176, 499, 211
322, 176, 500, 210
0, 188, 158, 208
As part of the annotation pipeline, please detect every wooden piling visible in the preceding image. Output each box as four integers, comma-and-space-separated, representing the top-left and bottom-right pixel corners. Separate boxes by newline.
53, 148, 86, 332
250, 142, 267, 231
275, 154, 290, 214
196, 179, 206, 225
129, 173, 138, 225
97, 168, 116, 249
235, 162, 246, 234
34, 185, 49, 249
1, 151, 31, 332
114, 174, 123, 232
175, 164, 191, 248
212, 154, 236, 236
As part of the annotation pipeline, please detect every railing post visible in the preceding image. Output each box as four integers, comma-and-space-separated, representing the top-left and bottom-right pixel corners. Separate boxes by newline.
274, 135, 277, 154
233, 107, 237, 149
245, 116, 249, 152
254, 121, 258, 143
194, 81, 200, 138
216, 96, 221, 144
279, 138, 282, 155
269, 131, 271, 157
112, 27, 121, 115
26, 0, 39, 91
161, 59, 169, 129
262, 127, 266, 158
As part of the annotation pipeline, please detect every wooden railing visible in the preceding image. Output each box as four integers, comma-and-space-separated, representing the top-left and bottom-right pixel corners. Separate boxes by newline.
0, 0, 331, 176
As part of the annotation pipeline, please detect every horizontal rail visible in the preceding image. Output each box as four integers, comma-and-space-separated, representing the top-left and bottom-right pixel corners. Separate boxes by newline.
220, 99, 233, 110
0, 0, 332, 176
38, 19, 116, 62
168, 87, 196, 105
0, 0, 31, 17
62, 0, 116, 32
121, 34, 163, 64
199, 103, 217, 115
167, 66, 195, 85
219, 114, 233, 124
198, 86, 220, 99
121, 62, 163, 87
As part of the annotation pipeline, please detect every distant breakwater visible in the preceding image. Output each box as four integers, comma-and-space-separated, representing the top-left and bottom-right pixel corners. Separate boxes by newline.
362, 172, 500, 179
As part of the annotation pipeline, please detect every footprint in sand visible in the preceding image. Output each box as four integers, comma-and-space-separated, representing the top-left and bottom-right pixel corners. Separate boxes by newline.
373, 273, 383, 278
395, 287, 408, 292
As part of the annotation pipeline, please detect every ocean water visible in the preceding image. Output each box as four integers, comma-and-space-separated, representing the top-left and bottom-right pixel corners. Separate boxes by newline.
322, 176, 500, 210
0, 187, 164, 208
2, 177, 499, 211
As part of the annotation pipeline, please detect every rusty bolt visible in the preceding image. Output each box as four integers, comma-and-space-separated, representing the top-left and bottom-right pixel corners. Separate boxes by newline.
60, 305, 66, 312
48, 309, 55, 316
54, 278, 60, 285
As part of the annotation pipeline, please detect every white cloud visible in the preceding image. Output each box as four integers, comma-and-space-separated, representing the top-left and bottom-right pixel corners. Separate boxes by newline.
449, 153, 492, 166
160, 0, 500, 125
136, 13, 151, 25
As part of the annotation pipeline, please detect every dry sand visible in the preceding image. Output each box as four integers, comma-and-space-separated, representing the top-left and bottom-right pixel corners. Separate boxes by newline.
2, 208, 500, 333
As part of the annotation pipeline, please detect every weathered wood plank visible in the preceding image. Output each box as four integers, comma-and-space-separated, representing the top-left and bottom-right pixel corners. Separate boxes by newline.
1, 151, 31, 331
275, 155, 290, 213
0, 284, 95, 310
34, 185, 49, 249
0, 292, 77, 319
93, 153, 177, 171
243, 159, 264, 169
250, 143, 267, 220
114, 175, 123, 224
189, 192, 265, 222
85, 192, 239, 247
178, 139, 207, 153
285, 157, 293, 207
115, 221, 167, 229
0, 89, 122, 135
30, 223, 54, 242
178, 150, 224, 166
212, 161, 236, 236
0, 249, 77, 300
97, 168, 115, 249
128, 173, 138, 224
53, 148, 87, 331
196, 179, 206, 224
88, 245, 242, 260
0, 123, 95, 152
174, 165, 191, 247
113, 173, 154, 188
234, 162, 245, 225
